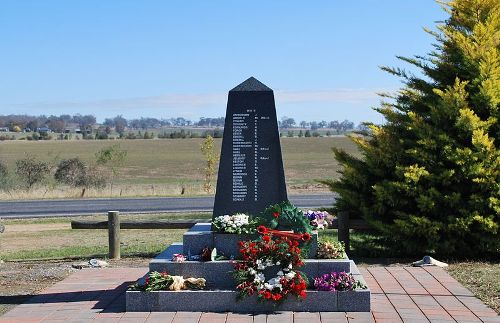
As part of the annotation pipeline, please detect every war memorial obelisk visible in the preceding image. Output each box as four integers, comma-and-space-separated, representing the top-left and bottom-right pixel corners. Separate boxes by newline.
213, 77, 287, 218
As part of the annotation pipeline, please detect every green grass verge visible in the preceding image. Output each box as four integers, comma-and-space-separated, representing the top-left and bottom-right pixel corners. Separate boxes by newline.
3, 212, 212, 225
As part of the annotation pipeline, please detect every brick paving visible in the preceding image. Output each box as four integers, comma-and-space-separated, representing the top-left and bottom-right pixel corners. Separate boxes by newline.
0, 266, 498, 322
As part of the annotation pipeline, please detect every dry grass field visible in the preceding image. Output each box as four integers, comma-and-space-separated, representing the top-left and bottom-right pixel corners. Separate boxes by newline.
0, 137, 360, 199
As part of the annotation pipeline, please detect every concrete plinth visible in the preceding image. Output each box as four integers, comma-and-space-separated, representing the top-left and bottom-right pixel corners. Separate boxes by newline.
126, 287, 370, 312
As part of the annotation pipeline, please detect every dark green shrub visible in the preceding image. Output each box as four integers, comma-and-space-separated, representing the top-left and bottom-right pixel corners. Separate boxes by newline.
322, 0, 499, 257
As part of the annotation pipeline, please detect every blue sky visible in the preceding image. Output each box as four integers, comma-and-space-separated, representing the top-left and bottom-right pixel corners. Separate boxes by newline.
0, 1, 447, 124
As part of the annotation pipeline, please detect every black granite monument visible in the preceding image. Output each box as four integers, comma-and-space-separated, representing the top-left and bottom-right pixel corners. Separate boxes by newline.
213, 77, 287, 218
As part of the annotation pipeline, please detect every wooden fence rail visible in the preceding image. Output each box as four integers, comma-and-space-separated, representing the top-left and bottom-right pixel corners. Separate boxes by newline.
71, 211, 369, 258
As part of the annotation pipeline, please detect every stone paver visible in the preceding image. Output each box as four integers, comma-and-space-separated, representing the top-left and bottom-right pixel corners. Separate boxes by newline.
0, 266, 498, 322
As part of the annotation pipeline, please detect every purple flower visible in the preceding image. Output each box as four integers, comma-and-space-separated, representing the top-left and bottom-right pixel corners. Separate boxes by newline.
313, 272, 357, 291
304, 210, 330, 229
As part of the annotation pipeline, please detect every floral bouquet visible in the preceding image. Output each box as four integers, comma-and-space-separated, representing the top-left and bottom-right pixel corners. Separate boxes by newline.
316, 241, 345, 259
233, 228, 308, 303
303, 210, 330, 229
130, 271, 206, 291
212, 213, 257, 234
313, 271, 366, 291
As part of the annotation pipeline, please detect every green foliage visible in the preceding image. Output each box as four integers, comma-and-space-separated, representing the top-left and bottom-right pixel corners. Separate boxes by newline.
323, 0, 500, 257
15, 155, 50, 190
130, 271, 173, 291
95, 144, 127, 194
0, 161, 8, 189
200, 135, 219, 193
258, 201, 313, 234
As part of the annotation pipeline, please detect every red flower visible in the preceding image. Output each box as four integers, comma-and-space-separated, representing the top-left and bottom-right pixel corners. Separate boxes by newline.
257, 225, 268, 234
298, 281, 307, 290
272, 212, 280, 218
262, 235, 271, 242
301, 233, 311, 242
299, 290, 307, 298
272, 293, 282, 301
264, 291, 272, 299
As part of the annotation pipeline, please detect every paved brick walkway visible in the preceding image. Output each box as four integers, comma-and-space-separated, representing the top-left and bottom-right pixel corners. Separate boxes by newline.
0, 266, 498, 322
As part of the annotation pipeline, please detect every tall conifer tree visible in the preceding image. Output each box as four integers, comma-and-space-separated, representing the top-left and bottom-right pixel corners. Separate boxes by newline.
323, 0, 499, 256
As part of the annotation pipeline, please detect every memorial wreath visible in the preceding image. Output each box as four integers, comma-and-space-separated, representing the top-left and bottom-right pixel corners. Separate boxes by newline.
233, 225, 309, 303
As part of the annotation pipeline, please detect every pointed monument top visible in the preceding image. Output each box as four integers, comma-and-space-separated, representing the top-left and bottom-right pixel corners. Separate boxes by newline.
230, 77, 272, 92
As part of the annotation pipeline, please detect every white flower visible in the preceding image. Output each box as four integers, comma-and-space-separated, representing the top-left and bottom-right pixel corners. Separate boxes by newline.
276, 261, 281, 266
277, 271, 284, 277
248, 268, 257, 275
264, 283, 272, 290
285, 271, 296, 280
254, 273, 265, 283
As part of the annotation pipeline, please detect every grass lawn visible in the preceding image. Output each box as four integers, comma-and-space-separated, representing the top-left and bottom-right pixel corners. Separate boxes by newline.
0, 213, 211, 261
447, 262, 500, 313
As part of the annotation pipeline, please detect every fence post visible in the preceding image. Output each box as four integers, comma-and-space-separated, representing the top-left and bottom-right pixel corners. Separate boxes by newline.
108, 211, 120, 259
337, 211, 350, 254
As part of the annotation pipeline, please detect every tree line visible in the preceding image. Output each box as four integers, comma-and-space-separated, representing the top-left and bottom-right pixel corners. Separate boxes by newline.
0, 114, 358, 133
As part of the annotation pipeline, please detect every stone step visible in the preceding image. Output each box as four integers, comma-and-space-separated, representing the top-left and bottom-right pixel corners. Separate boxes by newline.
150, 243, 352, 289
182, 223, 318, 259
126, 285, 370, 312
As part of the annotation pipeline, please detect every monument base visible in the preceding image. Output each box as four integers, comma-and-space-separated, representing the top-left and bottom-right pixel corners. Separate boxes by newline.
181, 223, 318, 259
125, 223, 371, 312
126, 288, 370, 312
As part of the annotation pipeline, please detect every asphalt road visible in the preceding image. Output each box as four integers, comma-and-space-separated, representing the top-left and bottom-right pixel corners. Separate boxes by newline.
0, 194, 336, 219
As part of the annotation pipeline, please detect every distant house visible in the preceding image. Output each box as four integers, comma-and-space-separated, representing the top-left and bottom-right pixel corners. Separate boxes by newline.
0, 127, 9, 132
73, 128, 92, 135
64, 123, 80, 134
36, 127, 51, 134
